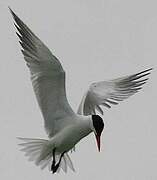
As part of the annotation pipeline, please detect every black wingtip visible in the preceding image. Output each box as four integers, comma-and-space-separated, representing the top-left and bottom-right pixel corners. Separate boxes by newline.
8, 6, 11, 11
8, 7, 17, 21
145, 68, 153, 73
136, 68, 153, 76
8, 7, 20, 23
130, 68, 153, 81
8, 6, 14, 16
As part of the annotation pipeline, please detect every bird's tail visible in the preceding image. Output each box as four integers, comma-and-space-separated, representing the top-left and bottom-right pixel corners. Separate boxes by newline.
17, 137, 75, 173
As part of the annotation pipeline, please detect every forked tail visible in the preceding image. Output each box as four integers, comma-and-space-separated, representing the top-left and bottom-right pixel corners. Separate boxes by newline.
18, 137, 75, 173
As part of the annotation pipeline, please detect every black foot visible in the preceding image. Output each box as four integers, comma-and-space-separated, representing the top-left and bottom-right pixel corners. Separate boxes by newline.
51, 151, 66, 174
51, 148, 56, 172
52, 163, 60, 173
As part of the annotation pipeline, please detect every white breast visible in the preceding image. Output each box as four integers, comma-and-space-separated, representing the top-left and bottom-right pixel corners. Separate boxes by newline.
52, 116, 93, 153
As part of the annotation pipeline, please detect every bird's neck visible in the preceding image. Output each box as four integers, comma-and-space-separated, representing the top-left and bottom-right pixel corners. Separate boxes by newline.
78, 115, 94, 133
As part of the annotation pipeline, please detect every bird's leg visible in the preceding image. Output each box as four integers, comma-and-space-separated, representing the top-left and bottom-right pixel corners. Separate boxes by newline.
51, 151, 66, 174
51, 148, 56, 172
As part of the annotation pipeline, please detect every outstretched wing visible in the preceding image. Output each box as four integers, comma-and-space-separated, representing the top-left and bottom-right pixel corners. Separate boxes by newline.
77, 68, 152, 115
10, 8, 75, 137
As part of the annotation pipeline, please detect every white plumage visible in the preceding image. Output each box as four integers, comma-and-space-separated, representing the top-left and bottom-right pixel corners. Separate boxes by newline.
78, 69, 151, 115
9, 8, 152, 173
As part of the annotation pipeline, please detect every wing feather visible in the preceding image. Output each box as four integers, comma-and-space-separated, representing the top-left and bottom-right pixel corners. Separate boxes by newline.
10, 8, 75, 136
77, 68, 152, 115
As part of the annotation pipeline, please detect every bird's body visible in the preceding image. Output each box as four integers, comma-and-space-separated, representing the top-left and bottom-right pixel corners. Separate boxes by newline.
49, 115, 92, 154
9, 7, 152, 173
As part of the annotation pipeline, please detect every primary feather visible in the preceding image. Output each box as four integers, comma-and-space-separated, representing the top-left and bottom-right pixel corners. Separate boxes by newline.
78, 68, 152, 115
9, 8, 75, 137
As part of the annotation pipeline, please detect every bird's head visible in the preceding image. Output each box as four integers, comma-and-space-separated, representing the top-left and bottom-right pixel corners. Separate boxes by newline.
91, 115, 104, 152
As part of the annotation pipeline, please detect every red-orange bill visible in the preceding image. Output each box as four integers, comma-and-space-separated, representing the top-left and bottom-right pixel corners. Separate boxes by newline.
95, 134, 101, 152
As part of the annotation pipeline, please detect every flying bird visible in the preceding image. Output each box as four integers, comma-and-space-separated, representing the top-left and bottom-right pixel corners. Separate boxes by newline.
9, 8, 152, 173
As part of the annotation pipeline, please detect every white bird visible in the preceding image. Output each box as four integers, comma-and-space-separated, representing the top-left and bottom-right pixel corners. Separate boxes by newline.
9, 8, 152, 173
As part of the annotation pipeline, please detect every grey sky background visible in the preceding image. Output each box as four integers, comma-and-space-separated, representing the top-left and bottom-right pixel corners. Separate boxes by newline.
0, 0, 156, 179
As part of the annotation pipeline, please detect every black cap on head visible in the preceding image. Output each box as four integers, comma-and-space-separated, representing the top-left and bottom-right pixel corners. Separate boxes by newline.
92, 115, 104, 136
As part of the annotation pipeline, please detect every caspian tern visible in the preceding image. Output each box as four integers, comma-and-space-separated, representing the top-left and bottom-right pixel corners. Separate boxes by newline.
9, 8, 152, 173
